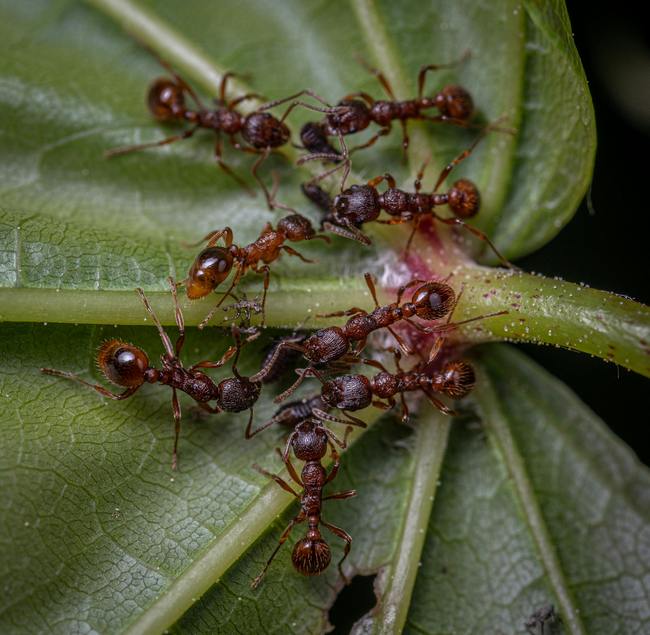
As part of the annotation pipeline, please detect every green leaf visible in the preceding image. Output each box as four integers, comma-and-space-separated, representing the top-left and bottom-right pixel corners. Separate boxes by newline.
1, 1, 647, 635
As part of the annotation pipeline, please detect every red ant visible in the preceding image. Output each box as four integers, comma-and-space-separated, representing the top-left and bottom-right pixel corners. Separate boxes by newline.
293, 349, 476, 424
296, 53, 477, 184
181, 214, 330, 329
252, 273, 506, 399
40, 279, 261, 469
302, 128, 511, 265
106, 55, 326, 210
250, 415, 359, 588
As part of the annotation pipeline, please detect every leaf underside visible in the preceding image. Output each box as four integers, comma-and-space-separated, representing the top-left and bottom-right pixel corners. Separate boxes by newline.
2, 2, 648, 635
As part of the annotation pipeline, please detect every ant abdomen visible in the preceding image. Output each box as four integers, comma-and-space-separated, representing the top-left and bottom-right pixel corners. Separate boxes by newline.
292, 533, 331, 576
304, 327, 349, 364
97, 340, 149, 387
411, 282, 456, 320
333, 185, 381, 225
186, 247, 234, 300
448, 179, 480, 218
321, 375, 372, 411
147, 78, 185, 121
301, 181, 334, 214
242, 112, 290, 149
433, 85, 474, 120
217, 377, 261, 412
435, 361, 476, 398
277, 214, 316, 241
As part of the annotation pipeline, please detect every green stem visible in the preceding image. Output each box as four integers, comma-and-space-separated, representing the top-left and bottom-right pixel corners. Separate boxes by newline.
370, 412, 450, 635
449, 265, 650, 378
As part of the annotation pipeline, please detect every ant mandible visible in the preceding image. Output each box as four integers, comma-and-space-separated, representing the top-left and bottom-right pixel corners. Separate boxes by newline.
303, 126, 512, 265
298, 52, 475, 165
40, 279, 261, 469
252, 273, 505, 399
181, 213, 330, 329
250, 416, 359, 588
106, 54, 327, 211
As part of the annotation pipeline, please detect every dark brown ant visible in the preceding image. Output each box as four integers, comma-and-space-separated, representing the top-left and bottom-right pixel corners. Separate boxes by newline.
182, 213, 330, 329
297, 53, 475, 167
250, 415, 359, 588
304, 129, 511, 265
299, 122, 342, 161
252, 273, 506, 400
105, 55, 326, 210
40, 279, 261, 469
295, 349, 476, 423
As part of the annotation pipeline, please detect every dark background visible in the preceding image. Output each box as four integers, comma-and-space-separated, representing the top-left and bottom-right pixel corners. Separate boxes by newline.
330, 2, 650, 631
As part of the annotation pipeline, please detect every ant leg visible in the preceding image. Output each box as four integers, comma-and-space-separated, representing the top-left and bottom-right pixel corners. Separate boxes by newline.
314, 408, 367, 430
316, 308, 367, 319
346, 126, 392, 156
324, 441, 342, 483
322, 221, 372, 246
273, 366, 326, 404
258, 89, 332, 115
363, 272, 381, 308
251, 147, 294, 212
367, 173, 397, 189
245, 406, 292, 439
417, 51, 471, 99
182, 226, 234, 249
372, 399, 393, 410
171, 387, 181, 471
218, 71, 239, 104
340, 91, 375, 107
253, 265, 271, 328
167, 276, 186, 357
197, 264, 244, 330
422, 387, 456, 416
403, 216, 422, 256
281, 245, 314, 264
399, 393, 410, 423
357, 357, 389, 372
214, 134, 255, 196
432, 127, 492, 193
323, 490, 356, 501
250, 341, 306, 383
431, 214, 512, 268
228, 93, 267, 109
250, 514, 303, 589
356, 56, 397, 100
105, 126, 199, 158
320, 424, 354, 452
400, 120, 410, 156
321, 520, 353, 584
188, 345, 237, 372
136, 287, 175, 359
386, 325, 413, 355
40, 368, 140, 400
253, 462, 301, 496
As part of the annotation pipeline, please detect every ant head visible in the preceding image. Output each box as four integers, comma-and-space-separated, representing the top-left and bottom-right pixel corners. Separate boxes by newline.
277, 214, 315, 241
292, 421, 328, 461
447, 179, 480, 218
147, 78, 185, 122
433, 85, 474, 120
242, 112, 290, 149
292, 530, 331, 576
411, 282, 456, 320
321, 375, 372, 411
186, 247, 234, 300
326, 99, 371, 134
97, 340, 149, 387
217, 376, 261, 412
333, 185, 381, 225
437, 360, 476, 398
304, 327, 349, 364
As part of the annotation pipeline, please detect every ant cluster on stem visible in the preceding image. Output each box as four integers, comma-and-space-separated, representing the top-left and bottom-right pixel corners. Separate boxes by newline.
41, 48, 512, 587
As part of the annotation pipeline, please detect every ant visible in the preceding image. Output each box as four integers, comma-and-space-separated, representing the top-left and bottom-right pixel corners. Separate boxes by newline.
252, 273, 505, 398
182, 213, 330, 329
302, 127, 511, 265
40, 279, 261, 470
250, 415, 359, 588
105, 54, 327, 210
293, 349, 476, 423
297, 52, 475, 169
259, 330, 308, 385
